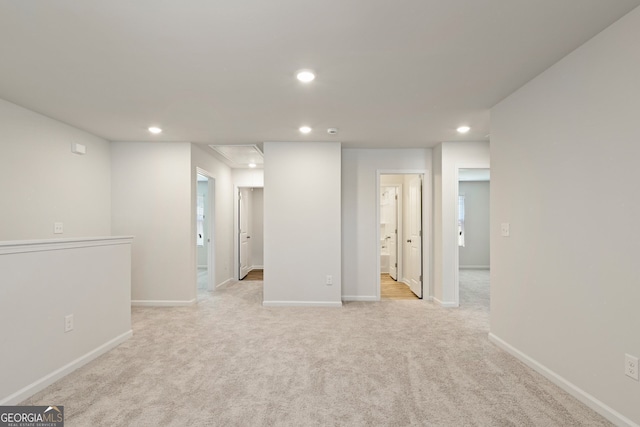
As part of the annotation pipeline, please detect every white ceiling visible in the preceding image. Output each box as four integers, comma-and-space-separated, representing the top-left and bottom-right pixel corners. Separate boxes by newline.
459, 168, 490, 182
1, 1, 638, 149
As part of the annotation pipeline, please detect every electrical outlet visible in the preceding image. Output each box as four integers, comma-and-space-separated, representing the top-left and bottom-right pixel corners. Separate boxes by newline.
54, 222, 64, 234
64, 314, 74, 333
326, 275, 333, 285
625, 354, 639, 381
501, 222, 510, 237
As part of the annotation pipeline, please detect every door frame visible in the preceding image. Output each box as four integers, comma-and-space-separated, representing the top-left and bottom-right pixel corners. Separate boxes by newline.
380, 184, 402, 281
238, 187, 252, 279
376, 169, 431, 301
453, 166, 490, 306
233, 185, 264, 280
196, 168, 216, 292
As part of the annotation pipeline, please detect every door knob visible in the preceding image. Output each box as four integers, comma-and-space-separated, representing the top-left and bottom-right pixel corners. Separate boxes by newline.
407, 239, 412, 243
247, 236, 251, 239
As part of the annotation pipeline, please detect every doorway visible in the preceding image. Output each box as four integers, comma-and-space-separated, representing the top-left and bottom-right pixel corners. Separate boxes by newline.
196, 172, 215, 294
238, 187, 264, 280
456, 168, 490, 309
378, 173, 424, 300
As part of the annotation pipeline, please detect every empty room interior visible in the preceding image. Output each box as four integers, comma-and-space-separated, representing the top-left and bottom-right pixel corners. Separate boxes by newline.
1, 1, 639, 426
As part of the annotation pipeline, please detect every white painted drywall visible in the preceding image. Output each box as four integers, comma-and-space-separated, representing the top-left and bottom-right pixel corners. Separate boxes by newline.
111, 142, 194, 304
342, 149, 432, 300
432, 142, 490, 306
0, 98, 111, 240
233, 168, 264, 188
458, 181, 490, 268
491, 7, 640, 425
192, 144, 235, 287
0, 237, 132, 404
251, 188, 264, 268
263, 142, 341, 306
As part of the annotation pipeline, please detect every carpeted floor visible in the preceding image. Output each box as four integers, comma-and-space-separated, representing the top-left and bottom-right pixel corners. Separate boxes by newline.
21, 270, 611, 426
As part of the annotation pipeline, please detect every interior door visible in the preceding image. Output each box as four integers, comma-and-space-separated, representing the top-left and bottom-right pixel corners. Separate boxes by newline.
239, 188, 252, 279
408, 175, 423, 298
388, 187, 398, 281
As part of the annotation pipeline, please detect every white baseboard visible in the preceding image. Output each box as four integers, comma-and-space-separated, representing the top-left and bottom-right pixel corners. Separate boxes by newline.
250, 265, 264, 270
489, 333, 639, 427
425, 296, 434, 301
216, 278, 234, 288
433, 297, 458, 308
263, 301, 343, 307
1, 330, 133, 405
342, 296, 379, 302
459, 265, 490, 270
131, 299, 196, 307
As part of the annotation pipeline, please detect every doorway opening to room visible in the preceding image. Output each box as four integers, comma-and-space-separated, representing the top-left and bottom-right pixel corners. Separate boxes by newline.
456, 168, 490, 310
378, 173, 425, 300
196, 172, 215, 296
238, 187, 264, 281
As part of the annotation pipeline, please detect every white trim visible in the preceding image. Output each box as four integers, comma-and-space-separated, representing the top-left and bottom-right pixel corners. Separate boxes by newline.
250, 265, 264, 270
197, 264, 207, 269
0, 330, 133, 405
342, 296, 379, 302
263, 301, 343, 307
131, 299, 196, 307
459, 265, 490, 270
433, 297, 459, 308
216, 278, 235, 288
0, 236, 134, 255
489, 333, 639, 427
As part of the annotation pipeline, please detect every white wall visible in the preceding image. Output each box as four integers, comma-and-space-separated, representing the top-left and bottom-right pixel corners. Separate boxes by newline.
263, 142, 341, 306
0, 237, 132, 404
111, 142, 194, 305
432, 142, 490, 306
232, 168, 264, 188
251, 188, 264, 268
342, 149, 432, 300
458, 181, 490, 268
0, 98, 111, 240
191, 144, 235, 287
490, 7, 640, 425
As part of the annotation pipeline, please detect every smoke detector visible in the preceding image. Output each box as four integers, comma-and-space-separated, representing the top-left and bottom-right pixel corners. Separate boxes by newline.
327, 128, 338, 135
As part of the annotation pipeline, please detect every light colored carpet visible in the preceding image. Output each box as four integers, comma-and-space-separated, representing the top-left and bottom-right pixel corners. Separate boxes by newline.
22, 270, 611, 426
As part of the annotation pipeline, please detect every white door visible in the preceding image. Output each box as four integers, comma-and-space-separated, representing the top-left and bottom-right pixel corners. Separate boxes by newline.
239, 188, 252, 279
408, 175, 423, 298
388, 188, 399, 281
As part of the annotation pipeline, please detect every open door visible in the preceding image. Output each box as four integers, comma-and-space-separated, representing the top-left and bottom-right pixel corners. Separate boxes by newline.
408, 175, 423, 298
239, 188, 252, 279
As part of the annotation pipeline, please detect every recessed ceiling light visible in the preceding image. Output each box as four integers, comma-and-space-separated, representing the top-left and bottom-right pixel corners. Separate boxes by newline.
296, 70, 315, 83
299, 126, 312, 134
148, 126, 162, 134
457, 126, 470, 134
248, 163, 257, 168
